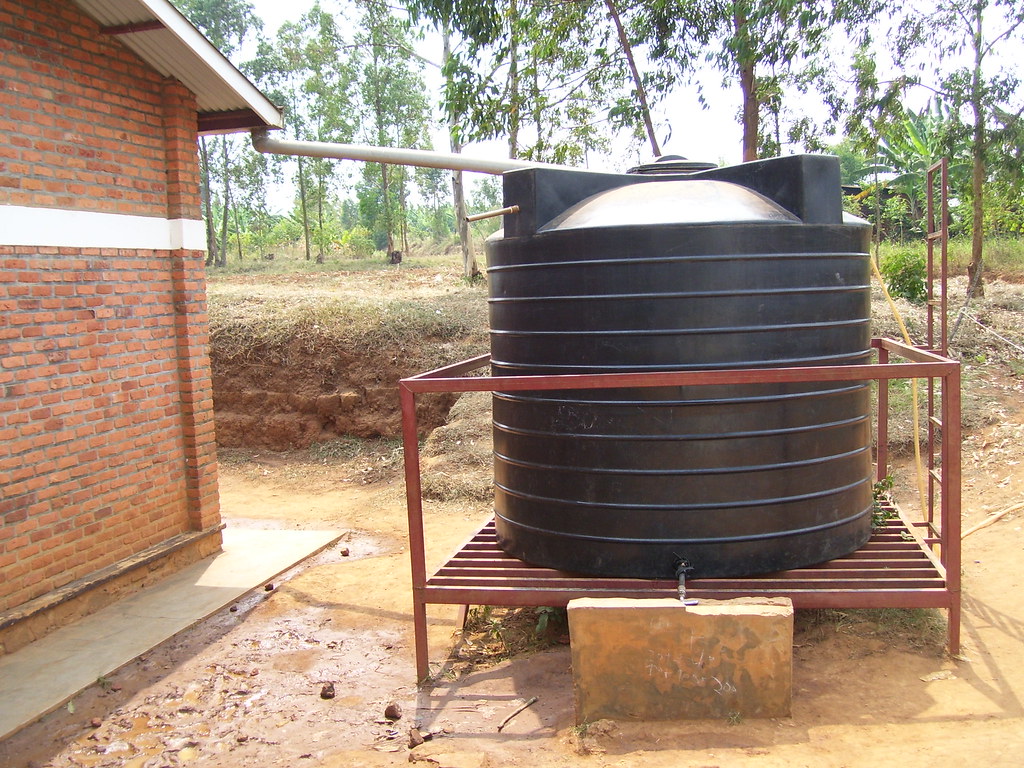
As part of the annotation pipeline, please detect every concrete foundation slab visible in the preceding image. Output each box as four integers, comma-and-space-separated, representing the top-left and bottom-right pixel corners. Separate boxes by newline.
568, 597, 793, 723
0, 526, 342, 741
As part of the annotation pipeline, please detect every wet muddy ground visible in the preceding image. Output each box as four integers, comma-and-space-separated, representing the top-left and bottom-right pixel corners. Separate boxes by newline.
5, 394, 1024, 768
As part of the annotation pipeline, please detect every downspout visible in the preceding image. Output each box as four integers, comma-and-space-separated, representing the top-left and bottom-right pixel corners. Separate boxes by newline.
249, 128, 578, 175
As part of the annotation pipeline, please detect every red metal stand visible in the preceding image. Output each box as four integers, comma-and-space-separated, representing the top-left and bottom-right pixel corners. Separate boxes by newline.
400, 339, 961, 683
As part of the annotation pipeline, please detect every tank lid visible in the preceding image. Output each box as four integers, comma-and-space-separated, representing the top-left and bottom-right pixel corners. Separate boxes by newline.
627, 155, 718, 175
540, 180, 799, 232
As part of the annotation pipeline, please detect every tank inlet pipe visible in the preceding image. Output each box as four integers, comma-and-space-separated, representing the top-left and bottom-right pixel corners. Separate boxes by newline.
465, 205, 519, 222
251, 129, 567, 175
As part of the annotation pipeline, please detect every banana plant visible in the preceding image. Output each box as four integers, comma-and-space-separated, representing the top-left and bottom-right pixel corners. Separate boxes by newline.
862, 100, 970, 225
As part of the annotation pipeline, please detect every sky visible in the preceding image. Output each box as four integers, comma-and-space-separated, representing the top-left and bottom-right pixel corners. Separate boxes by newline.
242, 0, 746, 177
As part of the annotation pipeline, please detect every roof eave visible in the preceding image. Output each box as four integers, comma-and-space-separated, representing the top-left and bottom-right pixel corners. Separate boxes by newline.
74, 0, 284, 133
198, 109, 283, 136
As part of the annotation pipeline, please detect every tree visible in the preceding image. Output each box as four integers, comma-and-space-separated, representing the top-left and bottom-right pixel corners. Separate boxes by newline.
416, 166, 454, 242
467, 175, 503, 241
829, 137, 875, 185
406, 0, 689, 277
353, 0, 431, 256
401, 3, 492, 277
411, 0, 665, 163
172, 0, 259, 54
172, 0, 263, 265
604, 0, 662, 156
896, 0, 1024, 296
870, 100, 971, 228
441, 28, 478, 278
251, 3, 358, 262
638, 0, 885, 160
983, 106, 1024, 233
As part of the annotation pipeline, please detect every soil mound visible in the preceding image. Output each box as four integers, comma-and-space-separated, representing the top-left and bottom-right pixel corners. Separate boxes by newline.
208, 269, 488, 450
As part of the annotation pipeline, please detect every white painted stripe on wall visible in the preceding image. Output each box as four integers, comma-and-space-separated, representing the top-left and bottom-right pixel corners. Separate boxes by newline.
0, 206, 206, 251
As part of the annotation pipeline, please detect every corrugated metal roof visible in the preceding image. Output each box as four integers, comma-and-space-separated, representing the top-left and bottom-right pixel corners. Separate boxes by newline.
70, 0, 283, 134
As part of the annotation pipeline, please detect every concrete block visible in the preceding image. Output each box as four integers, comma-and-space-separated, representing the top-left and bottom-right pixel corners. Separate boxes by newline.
568, 597, 793, 722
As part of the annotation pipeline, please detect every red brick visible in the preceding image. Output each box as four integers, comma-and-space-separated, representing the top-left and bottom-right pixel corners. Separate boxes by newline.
0, 0, 220, 616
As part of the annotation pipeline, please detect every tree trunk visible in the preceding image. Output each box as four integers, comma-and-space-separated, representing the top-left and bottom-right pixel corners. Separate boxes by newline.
316, 178, 325, 264
199, 137, 217, 267
444, 29, 478, 279
400, 178, 410, 259
605, 0, 661, 158
532, 49, 544, 158
452, 157, 477, 279
218, 138, 229, 267
233, 202, 243, 262
734, 10, 758, 162
297, 156, 312, 262
368, 45, 395, 257
772, 94, 781, 155
381, 163, 394, 255
967, 5, 986, 298
508, 0, 520, 159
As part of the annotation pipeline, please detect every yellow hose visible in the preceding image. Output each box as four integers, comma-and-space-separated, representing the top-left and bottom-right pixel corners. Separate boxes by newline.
869, 256, 928, 519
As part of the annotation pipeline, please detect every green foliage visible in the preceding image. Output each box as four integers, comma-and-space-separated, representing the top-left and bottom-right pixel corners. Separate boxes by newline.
339, 225, 376, 259
871, 475, 895, 528
173, 1, 265, 267
415, 166, 456, 242
178, 0, 1024, 278
466, 176, 503, 240
880, 249, 928, 304
982, 179, 1024, 236
171, 0, 261, 55
841, 99, 975, 244
866, 100, 971, 229
892, 1, 1024, 291
985, 107, 1024, 235
636, 0, 886, 158
354, 0, 430, 254
844, 44, 912, 157
829, 138, 874, 185
533, 606, 565, 636
421, 0, 643, 161
269, 216, 303, 248
846, 186, 917, 242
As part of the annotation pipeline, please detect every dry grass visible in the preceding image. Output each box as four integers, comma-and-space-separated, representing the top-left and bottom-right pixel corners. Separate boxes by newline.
795, 607, 947, 655
207, 265, 488, 370
443, 606, 569, 677
207, 256, 1023, 478
420, 391, 493, 502
869, 276, 1024, 453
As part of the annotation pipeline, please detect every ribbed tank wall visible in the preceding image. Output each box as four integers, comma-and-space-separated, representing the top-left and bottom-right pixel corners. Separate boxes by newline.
487, 221, 874, 579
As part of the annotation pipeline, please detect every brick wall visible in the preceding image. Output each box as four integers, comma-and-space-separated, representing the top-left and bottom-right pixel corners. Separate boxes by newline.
0, 0, 221, 616
0, 0, 169, 215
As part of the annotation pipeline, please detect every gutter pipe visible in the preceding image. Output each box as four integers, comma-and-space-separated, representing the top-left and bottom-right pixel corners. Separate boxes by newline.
250, 128, 568, 175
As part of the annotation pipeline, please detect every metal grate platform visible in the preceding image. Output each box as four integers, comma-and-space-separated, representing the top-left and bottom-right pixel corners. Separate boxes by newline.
424, 515, 950, 610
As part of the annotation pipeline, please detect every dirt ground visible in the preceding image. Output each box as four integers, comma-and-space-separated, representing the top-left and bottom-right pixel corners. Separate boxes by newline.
4, 277, 1024, 767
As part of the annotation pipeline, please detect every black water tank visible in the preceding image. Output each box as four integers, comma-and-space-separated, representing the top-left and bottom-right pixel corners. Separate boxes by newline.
486, 155, 874, 579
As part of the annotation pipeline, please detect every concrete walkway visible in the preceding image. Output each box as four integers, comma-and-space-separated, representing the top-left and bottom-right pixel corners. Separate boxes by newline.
0, 526, 342, 741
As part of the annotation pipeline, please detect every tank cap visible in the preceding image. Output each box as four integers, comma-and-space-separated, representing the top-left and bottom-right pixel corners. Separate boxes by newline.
626, 155, 718, 175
